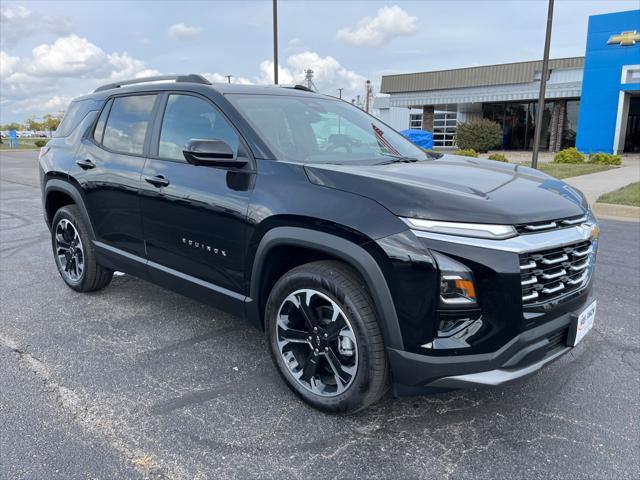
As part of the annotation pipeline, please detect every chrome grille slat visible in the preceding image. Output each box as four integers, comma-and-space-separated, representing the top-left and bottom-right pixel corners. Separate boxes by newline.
516, 215, 588, 235
567, 271, 589, 285
573, 245, 593, 257
519, 239, 594, 305
540, 253, 568, 265
542, 282, 565, 294
524, 221, 557, 231
541, 268, 566, 280
560, 216, 587, 226
520, 260, 536, 270
569, 259, 589, 271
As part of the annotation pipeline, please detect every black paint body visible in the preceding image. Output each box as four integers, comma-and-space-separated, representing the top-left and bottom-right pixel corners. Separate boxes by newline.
40, 82, 595, 394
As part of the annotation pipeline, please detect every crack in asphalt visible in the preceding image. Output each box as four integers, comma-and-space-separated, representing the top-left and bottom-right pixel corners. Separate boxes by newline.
0, 333, 178, 480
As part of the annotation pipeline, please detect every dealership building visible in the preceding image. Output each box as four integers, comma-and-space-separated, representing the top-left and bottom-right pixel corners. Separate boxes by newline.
374, 9, 640, 154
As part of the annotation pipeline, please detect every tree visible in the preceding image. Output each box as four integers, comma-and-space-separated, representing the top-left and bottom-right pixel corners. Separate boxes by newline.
26, 118, 43, 131
1, 122, 23, 131
43, 113, 63, 132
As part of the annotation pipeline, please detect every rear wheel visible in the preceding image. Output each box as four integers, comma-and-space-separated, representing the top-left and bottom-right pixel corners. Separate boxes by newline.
51, 205, 113, 292
265, 260, 389, 413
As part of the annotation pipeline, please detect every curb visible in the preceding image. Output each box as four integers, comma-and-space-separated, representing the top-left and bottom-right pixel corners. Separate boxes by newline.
593, 203, 640, 222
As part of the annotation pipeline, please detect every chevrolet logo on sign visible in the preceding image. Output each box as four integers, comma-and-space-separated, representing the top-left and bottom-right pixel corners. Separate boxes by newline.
607, 30, 640, 46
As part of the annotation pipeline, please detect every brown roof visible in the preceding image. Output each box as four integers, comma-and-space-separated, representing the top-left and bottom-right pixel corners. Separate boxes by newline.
380, 57, 585, 94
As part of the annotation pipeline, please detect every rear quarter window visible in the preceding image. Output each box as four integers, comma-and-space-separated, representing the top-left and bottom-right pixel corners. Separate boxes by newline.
54, 99, 97, 137
102, 95, 157, 155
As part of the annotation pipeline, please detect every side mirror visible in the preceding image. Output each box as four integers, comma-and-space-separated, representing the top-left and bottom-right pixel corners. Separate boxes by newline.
183, 139, 247, 167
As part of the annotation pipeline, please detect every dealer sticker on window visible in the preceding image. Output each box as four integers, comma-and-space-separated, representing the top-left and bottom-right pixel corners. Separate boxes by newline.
569, 300, 596, 346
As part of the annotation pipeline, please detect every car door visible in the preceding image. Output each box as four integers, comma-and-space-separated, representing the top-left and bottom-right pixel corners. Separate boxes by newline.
139, 92, 255, 306
76, 93, 159, 266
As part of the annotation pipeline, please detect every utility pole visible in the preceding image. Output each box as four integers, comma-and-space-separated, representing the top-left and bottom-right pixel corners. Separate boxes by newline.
272, 0, 279, 84
224, 75, 232, 84
337, 88, 344, 99
531, 0, 554, 169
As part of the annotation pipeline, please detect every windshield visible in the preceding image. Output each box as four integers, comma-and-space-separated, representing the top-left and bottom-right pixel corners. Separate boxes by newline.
228, 94, 429, 164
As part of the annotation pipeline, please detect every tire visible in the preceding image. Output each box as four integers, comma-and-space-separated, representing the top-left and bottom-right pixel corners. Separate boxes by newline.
265, 260, 389, 413
51, 205, 113, 292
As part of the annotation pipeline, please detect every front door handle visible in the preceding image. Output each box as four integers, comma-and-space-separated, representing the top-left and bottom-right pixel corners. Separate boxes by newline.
144, 175, 170, 188
76, 159, 96, 170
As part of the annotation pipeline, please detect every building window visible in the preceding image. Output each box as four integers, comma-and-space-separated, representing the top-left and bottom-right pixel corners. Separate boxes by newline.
409, 113, 422, 129
433, 104, 457, 148
482, 100, 561, 150
562, 100, 580, 149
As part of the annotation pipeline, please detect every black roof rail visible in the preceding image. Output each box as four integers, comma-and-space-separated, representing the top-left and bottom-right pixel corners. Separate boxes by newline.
93, 74, 212, 93
277, 84, 315, 92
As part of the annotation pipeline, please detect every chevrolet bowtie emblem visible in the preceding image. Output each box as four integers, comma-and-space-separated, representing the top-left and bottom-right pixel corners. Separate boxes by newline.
607, 30, 640, 46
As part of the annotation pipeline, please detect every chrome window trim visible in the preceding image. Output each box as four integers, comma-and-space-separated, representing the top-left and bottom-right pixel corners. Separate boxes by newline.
408, 222, 598, 254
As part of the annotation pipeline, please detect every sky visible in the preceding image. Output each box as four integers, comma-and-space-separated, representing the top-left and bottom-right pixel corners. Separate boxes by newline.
0, 0, 638, 123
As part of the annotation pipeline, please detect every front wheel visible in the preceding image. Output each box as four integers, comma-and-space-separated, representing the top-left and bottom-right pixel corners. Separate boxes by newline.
265, 260, 389, 413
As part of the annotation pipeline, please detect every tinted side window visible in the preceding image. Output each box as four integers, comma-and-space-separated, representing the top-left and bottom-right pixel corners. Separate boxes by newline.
158, 94, 239, 161
103, 95, 156, 155
55, 99, 95, 137
93, 99, 112, 144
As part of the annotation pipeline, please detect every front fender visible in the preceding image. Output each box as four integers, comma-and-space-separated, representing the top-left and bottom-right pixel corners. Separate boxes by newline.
247, 226, 404, 350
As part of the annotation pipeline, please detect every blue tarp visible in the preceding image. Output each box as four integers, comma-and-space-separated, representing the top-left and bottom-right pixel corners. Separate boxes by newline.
400, 129, 434, 149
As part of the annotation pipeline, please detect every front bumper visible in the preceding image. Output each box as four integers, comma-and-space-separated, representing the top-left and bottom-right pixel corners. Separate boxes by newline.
388, 305, 582, 396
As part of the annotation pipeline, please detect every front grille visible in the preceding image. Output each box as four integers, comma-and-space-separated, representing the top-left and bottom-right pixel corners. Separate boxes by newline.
515, 215, 587, 235
520, 239, 594, 305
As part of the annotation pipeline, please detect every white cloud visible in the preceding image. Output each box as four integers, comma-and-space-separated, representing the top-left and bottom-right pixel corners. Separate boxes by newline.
0, 5, 73, 46
28, 34, 105, 77
201, 51, 366, 100
336, 5, 417, 47
0, 51, 20, 78
257, 51, 366, 99
106, 52, 160, 81
202, 72, 253, 85
168, 23, 202, 39
1, 35, 158, 122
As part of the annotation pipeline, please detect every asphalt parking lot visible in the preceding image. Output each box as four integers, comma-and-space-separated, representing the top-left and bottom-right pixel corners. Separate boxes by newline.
1, 150, 638, 480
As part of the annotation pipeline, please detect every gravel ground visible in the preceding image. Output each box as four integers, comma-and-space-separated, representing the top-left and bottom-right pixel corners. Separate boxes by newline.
1, 151, 638, 480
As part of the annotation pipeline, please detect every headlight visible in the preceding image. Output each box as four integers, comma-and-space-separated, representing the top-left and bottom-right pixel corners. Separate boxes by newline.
432, 251, 477, 307
402, 218, 516, 240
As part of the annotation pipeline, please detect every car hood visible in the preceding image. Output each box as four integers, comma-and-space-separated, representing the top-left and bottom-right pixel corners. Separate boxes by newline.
304, 155, 588, 224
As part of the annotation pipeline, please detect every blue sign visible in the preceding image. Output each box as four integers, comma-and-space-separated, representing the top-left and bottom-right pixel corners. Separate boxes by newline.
8, 130, 18, 148
576, 9, 640, 154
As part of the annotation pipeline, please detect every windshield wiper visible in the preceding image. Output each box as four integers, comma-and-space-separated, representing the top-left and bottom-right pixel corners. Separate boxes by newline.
375, 156, 420, 165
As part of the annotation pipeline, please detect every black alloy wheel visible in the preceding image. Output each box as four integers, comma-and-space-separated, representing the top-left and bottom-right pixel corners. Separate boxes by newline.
266, 260, 389, 413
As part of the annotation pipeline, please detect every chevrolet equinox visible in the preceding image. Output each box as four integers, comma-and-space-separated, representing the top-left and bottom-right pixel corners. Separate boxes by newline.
40, 75, 599, 413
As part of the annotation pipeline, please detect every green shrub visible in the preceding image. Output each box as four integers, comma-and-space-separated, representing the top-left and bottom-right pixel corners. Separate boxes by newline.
455, 119, 502, 153
455, 148, 479, 158
588, 152, 621, 165
553, 147, 585, 164
488, 153, 508, 162
34, 139, 48, 148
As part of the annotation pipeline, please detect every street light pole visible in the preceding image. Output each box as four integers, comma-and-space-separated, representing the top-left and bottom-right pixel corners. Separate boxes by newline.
531, 0, 554, 169
273, 0, 279, 84
225, 75, 232, 84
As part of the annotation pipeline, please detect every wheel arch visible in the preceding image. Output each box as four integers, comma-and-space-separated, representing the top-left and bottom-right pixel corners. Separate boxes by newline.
44, 179, 96, 240
248, 226, 404, 350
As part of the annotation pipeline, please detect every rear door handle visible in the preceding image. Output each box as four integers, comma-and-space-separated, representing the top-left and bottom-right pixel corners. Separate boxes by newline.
144, 175, 170, 188
76, 159, 96, 170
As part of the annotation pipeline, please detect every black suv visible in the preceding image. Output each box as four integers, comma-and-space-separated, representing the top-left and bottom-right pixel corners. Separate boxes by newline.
40, 75, 599, 413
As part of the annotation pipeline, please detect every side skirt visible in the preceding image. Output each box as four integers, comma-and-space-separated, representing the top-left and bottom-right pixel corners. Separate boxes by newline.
93, 241, 249, 318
